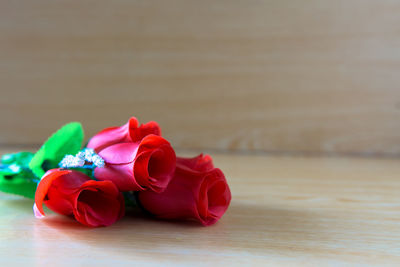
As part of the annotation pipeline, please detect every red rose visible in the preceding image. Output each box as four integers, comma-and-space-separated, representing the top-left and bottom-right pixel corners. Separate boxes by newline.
94, 134, 176, 192
34, 169, 125, 227
87, 117, 161, 153
138, 154, 231, 226
87, 117, 176, 192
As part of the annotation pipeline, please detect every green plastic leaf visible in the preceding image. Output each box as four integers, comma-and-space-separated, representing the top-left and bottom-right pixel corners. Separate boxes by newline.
29, 122, 84, 178
2, 151, 34, 167
0, 152, 37, 199
0, 170, 37, 199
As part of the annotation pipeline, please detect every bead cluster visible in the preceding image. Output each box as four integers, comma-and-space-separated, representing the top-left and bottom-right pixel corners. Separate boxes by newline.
59, 148, 105, 169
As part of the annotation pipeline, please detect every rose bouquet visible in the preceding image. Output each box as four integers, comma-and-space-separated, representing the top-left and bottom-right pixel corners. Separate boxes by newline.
0, 117, 231, 227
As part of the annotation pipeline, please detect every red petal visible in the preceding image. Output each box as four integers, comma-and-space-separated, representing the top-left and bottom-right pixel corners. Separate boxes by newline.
73, 180, 125, 227
177, 154, 214, 173
94, 162, 143, 191
130, 120, 161, 142
138, 155, 231, 226
134, 144, 176, 192
34, 169, 72, 216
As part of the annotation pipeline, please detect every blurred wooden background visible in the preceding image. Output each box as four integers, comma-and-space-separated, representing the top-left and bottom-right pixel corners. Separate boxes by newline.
0, 0, 399, 156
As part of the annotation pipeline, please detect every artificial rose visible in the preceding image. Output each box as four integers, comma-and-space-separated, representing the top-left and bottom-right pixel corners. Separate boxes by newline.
34, 169, 124, 227
94, 134, 176, 192
138, 154, 231, 226
87, 117, 161, 153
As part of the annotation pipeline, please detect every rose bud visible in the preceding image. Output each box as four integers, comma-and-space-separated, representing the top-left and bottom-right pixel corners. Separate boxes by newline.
94, 134, 176, 192
138, 154, 231, 226
87, 117, 161, 153
34, 169, 125, 227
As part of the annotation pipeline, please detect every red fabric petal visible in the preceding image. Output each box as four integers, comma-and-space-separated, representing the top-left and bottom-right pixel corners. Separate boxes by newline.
94, 162, 144, 192
130, 120, 161, 142
197, 169, 230, 225
34, 169, 125, 227
137, 134, 170, 151
177, 154, 214, 173
87, 117, 161, 153
95, 135, 176, 193
45, 186, 74, 215
138, 154, 231, 226
34, 169, 72, 216
73, 180, 125, 227
134, 142, 176, 192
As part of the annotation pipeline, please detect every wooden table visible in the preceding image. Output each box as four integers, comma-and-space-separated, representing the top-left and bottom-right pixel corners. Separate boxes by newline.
0, 149, 399, 266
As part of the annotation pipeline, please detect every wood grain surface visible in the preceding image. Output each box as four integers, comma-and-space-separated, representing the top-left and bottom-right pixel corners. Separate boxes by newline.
0, 147, 399, 266
1, 1, 400, 156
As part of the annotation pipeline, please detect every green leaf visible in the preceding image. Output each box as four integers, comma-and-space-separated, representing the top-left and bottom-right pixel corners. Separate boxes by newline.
0, 170, 37, 199
2, 151, 34, 166
29, 122, 84, 178
0, 152, 37, 199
